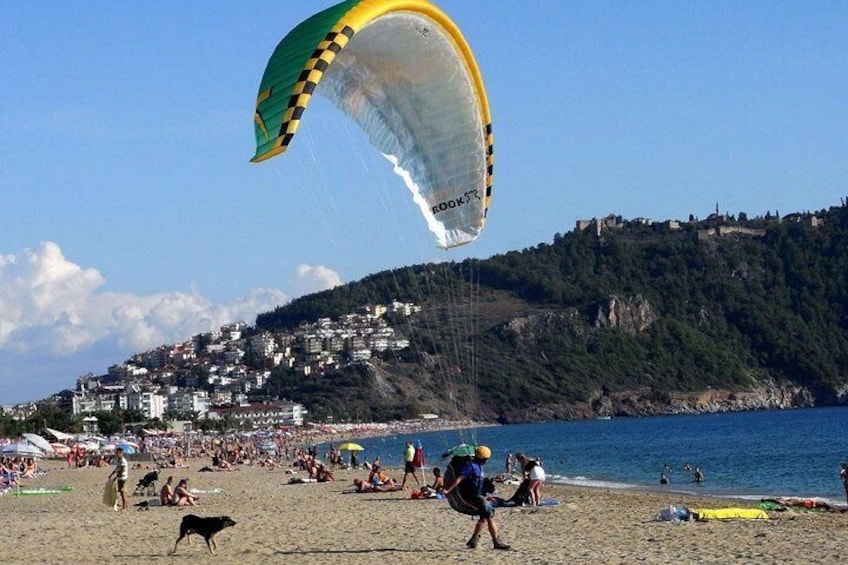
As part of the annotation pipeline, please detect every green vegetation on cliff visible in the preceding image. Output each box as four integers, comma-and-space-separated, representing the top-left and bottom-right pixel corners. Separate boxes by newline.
257, 204, 848, 422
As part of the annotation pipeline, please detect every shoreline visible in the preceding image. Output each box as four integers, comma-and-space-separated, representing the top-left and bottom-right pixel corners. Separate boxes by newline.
545, 477, 846, 508
312, 419, 847, 508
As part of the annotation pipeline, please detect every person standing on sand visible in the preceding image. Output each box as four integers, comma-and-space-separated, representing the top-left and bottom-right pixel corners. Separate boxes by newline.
401, 441, 421, 490
526, 458, 546, 506
108, 447, 129, 511
840, 463, 848, 505
443, 445, 511, 551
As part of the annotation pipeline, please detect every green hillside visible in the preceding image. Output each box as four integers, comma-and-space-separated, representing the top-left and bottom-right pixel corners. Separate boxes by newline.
256, 203, 848, 423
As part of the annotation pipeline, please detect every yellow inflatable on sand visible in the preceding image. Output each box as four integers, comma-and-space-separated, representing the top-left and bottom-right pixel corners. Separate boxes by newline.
692, 508, 768, 521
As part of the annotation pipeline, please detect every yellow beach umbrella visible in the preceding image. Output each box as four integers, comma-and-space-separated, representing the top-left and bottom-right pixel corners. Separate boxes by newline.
337, 442, 364, 452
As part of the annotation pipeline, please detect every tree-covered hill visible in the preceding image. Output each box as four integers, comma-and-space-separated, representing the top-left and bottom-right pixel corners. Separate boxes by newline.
257, 203, 848, 423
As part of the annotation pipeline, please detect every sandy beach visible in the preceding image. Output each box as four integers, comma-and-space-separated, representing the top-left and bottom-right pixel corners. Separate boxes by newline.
2, 457, 845, 565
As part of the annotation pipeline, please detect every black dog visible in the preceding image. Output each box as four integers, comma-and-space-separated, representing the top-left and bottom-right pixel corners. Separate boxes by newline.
172, 514, 236, 555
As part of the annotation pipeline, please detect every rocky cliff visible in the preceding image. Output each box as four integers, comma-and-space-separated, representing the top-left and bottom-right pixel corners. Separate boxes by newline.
499, 379, 820, 423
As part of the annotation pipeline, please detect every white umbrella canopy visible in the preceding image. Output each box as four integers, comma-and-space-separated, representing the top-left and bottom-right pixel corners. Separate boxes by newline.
70, 440, 100, 452
22, 433, 54, 454
45, 427, 75, 441
1, 443, 45, 458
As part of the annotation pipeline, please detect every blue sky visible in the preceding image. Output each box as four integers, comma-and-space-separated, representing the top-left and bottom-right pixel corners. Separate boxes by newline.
1, 1, 845, 403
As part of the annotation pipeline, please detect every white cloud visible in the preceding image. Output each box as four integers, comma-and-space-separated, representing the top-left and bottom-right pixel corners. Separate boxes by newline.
0, 242, 339, 403
292, 263, 344, 296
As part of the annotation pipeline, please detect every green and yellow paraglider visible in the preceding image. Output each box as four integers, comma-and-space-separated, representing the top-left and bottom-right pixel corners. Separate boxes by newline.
252, 0, 493, 249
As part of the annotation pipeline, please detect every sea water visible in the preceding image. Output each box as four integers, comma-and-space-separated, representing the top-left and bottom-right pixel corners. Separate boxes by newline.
345, 407, 848, 505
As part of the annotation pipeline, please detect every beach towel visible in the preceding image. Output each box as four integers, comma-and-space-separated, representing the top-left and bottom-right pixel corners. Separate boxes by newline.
103, 479, 117, 509
758, 500, 785, 511
15, 486, 73, 496
410, 490, 445, 499
692, 508, 768, 521
287, 478, 318, 485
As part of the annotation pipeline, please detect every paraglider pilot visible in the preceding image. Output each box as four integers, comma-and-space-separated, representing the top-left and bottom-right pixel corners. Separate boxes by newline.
443, 445, 511, 550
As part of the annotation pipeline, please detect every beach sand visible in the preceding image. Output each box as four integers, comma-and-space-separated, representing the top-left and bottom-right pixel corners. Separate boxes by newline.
3, 459, 844, 564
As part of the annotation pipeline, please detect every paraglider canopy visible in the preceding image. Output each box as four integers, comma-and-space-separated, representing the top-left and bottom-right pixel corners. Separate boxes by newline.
252, 0, 493, 249
441, 443, 476, 458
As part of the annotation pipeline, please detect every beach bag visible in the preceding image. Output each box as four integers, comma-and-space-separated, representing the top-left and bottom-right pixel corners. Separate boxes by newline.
658, 505, 691, 521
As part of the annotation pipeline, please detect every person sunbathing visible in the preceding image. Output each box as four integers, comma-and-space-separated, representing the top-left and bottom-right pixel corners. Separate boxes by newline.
20, 458, 37, 479
352, 478, 375, 492
316, 464, 335, 482
160, 476, 177, 506
351, 478, 402, 493
764, 497, 839, 511
212, 451, 234, 471
367, 465, 399, 489
419, 467, 445, 497
174, 479, 199, 506
366, 464, 380, 485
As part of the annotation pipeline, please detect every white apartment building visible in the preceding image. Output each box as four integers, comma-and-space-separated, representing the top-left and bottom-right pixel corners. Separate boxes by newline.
250, 333, 277, 358
72, 392, 118, 415
167, 390, 210, 417
126, 390, 166, 420
206, 401, 307, 428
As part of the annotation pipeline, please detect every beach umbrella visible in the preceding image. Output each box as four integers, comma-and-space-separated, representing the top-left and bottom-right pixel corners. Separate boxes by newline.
412, 440, 426, 468
1, 443, 45, 458
337, 442, 364, 452
44, 427, 75, 441
73, 441, 100, 452
442, 444, 476, 458
50, 443, 71, 456
117, 443, 136, 455
22, 433, 54, 454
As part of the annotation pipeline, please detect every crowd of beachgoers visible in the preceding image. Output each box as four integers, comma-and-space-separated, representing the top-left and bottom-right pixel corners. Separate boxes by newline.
0, 418, 487, 492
